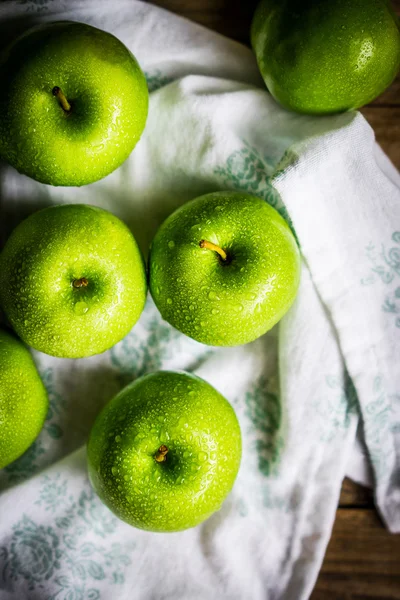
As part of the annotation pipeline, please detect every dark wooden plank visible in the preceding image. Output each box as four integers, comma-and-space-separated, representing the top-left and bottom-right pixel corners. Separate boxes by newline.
361, 106, 400, 170
339, 478, 374, 508
312, 509, 400, 600
149, 0, 259, 43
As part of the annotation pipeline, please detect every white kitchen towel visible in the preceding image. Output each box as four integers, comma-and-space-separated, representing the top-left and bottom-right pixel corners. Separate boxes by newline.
0, 1, 398, 600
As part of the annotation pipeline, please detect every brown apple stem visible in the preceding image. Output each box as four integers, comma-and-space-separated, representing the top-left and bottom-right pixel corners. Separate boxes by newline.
52, 86, 71, 113
154, 445, 169, 463
73, 278, 89, 289
199, 239, 227, 262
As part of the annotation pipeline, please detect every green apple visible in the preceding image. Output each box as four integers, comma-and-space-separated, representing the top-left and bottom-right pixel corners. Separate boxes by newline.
0, 204, 147, 358
87, 371, 241, 532
0, 328, 48, 469
0, 21, 148, 186
251, 0, 400, 114
148, 191, 300, 346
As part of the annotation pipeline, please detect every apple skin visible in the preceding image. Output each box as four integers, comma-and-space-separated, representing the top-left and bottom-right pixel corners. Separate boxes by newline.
87, 371, 242, 532
0, 328, 48, 469
251, 0, 400, 114
148, 191, 300, 346
0, 21, 148, 186
0, 204, 147, 358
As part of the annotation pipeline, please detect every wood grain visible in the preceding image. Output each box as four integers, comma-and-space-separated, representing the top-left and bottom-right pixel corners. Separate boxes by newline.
361, 106, 400, 170
150, 0, 260, 43
311, 510, 400, 600
339, 478, 374, 508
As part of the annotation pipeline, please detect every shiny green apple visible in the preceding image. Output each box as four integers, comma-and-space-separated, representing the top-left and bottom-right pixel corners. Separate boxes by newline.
148, 191, 300, 346
0, 21, 148, 186
0, 328, 48, 469
87, 371, 242, 532
0, 204, 147, 358
251, 0, 400, 114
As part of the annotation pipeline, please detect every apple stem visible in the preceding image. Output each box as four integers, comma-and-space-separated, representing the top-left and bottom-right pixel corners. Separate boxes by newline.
154, 445, 169, 463
73, 278, 89, 289
199, 239, 227, 262
52, 86, 71, 113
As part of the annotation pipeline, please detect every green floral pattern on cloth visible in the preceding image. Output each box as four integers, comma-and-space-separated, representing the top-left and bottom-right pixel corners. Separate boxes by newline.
363, 375, 400, 479
261, 486, 292, 513
16, 0, 54, 10
2, 369, 66, 486
244, 375, 283, 478
110, 299, 213, 386
110, 304, 182, 382
313, 374, 359, 442
0, 474, 134, 599
361, 231, 400, 329
144, 69, 174, 93
214, 142, 292, 225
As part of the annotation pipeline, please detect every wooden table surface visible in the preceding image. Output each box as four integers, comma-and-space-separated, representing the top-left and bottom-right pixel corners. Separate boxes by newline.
149, 1, 400, 598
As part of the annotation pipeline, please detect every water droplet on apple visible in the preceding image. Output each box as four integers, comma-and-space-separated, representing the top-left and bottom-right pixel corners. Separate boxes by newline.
74, 301, 89, 315
111, 466, 118, 476
234, 304, 244, 312
208, 291, 216, 300
24, 319, 29, 326
167, 298, 172, 305
211, 308, 219, 315
115, 435, 121, 443
198, 452, 208, 462
168, 240, 175, 249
